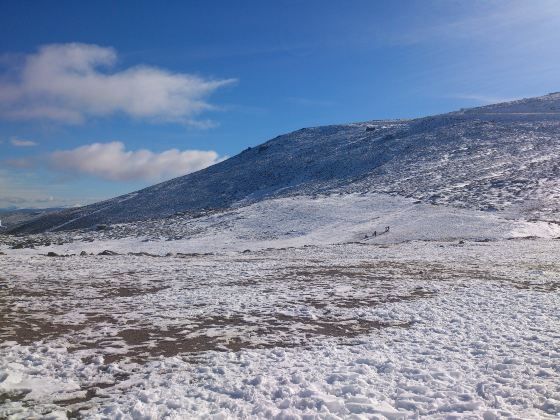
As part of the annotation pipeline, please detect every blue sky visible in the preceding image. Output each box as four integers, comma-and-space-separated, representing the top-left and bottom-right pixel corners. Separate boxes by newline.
1, 0, 560, 208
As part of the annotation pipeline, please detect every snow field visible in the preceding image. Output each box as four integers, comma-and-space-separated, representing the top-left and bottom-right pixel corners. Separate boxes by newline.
2, 193, 559, 257
1, 240, 559, 418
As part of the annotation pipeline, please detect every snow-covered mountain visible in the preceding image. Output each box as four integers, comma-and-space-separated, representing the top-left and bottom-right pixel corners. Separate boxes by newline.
9, 93, 560, 234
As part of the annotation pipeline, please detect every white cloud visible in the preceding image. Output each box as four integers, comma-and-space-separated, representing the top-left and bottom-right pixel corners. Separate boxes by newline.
10, 137, 38, 147
48, 141, 223, 181
0, 43, 236, 125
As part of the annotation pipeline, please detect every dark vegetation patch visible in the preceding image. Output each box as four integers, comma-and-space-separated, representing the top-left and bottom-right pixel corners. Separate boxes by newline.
103, 285, 169, 298
511, 280, 560, 293
89, 314, 414, 364
304, 286, 435, 309
3, 256, 545, 372
0, 259, 450, 363
0, 313, 85, 345
287, 261, 513, 283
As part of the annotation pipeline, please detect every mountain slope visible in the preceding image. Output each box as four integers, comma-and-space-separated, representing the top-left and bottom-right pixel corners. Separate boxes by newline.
9, 93, 560, 234
0, 207, 62, 229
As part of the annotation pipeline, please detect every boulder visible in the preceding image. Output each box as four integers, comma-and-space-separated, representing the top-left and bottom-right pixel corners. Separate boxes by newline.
98, 250, 119, 256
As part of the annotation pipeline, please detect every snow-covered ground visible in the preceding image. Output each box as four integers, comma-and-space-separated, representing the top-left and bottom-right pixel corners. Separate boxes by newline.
1, 193, 559, 256
1, 239, 559, 419
0, 193, 559, 418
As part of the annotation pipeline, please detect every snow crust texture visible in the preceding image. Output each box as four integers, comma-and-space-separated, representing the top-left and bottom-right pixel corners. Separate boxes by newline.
1, 240, 559, 418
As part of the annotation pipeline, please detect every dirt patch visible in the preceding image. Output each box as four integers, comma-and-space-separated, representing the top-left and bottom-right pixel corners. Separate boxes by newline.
224, 278, 259, 287
1, 257, 528, 369
339, 287, 436, 308
288, 261, 512, 283
0, 305, 121, 345
0, 314, 85, 345
304, 287, 436, 309
104, 285, 169, 298
80, 314, 415, 364
0, 389, 30, 405
511, 281, 560, 293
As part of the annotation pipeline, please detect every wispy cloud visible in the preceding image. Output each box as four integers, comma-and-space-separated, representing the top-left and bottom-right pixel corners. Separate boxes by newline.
47, 141, 224, 182
0, 193, 92, 209
4, 157, 35, 168
393, 0, 560, 46
0, 43, 236, 125
0, 169, 88, 209
0, 195, 54, 207
10, 137, 38, 147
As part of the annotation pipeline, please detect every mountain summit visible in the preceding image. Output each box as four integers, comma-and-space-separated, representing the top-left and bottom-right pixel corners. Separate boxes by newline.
9, 93, 560, 234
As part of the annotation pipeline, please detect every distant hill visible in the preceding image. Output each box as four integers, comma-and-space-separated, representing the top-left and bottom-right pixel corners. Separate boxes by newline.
0, 207, 63, 230
8, 93, 560, 234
